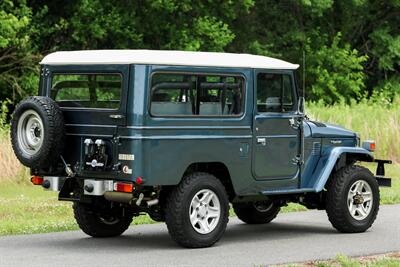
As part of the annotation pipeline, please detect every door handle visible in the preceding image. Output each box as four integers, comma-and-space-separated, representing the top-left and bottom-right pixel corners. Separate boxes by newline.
109, 114, 124, 119
257, 137, 266, 146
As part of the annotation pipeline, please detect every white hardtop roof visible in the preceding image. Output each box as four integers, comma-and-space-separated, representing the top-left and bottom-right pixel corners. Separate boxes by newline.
40, 50, 299, 70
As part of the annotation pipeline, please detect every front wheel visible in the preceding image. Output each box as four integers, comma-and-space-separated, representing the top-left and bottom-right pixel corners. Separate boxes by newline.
326, 165, 380, 233
164, 172, 229, 248
73, 201, 134, 237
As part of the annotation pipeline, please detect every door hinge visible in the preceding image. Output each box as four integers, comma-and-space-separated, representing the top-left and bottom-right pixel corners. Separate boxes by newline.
292, 155, 304, 166
289, 117, 302, 130
112, 135, 120, 144
41, 67, 50, 77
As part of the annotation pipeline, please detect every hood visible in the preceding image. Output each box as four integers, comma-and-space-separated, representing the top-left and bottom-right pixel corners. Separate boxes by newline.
306, 121, 357, 138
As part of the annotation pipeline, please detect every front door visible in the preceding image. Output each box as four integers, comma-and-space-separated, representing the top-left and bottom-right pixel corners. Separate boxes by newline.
252, 70, 302, 181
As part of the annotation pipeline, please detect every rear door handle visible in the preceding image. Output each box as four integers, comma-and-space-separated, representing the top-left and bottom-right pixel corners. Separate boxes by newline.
109, 114, 124, 119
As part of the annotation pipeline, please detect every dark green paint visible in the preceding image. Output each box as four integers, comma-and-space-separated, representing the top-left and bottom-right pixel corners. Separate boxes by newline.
40, 63, 368, 197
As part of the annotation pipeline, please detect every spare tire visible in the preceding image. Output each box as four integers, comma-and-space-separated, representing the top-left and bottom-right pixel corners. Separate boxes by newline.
10, 96, 65, 168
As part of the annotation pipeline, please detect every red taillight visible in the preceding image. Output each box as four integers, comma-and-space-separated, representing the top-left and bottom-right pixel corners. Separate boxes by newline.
135, 176, 143, 185
31, 176, 43, 185
114, 182, 133, 193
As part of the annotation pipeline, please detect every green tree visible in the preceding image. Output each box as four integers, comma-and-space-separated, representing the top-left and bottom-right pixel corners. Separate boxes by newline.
29, 0, 253, 51
0, 0, 39, 102
1, 0, 399, 106
306, 33, 368, 103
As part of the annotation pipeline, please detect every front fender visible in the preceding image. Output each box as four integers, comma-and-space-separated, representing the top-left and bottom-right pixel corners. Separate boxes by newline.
312, 147, 374, 192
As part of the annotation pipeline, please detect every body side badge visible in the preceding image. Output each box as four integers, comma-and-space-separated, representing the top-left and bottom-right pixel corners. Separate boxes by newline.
119, 154, 135, 161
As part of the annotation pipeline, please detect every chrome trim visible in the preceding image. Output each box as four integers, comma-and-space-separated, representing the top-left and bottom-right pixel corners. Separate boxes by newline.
258, 134, 298, 138
65, 133, 113, 138
120, 135, 253, 140
126, 125, 251, 130
65, 123, 116, 128
43, 176, 66, 191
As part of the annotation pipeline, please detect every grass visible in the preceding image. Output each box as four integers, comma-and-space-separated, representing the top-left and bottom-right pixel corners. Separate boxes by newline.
278, 252, 400, 267
0, 183, 155, 236
0, 131, 29, 184
307, 100, 400, 163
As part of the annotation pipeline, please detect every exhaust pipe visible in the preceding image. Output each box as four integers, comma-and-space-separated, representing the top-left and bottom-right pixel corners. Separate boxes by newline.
147, 199, 159, 207
104, 192, 133, 203
104, 192, 159, 207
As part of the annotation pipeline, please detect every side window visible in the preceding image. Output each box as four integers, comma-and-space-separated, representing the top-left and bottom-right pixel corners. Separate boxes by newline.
256, 73, 295, 113
150, 74, 195, 116
150, 73, 244, 116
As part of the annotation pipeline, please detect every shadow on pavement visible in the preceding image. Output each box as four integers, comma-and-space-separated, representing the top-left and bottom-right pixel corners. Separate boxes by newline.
41, 220, 337, 251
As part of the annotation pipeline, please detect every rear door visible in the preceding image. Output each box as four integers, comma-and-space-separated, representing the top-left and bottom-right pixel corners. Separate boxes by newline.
252, 70, 302, 181
42, 64, 129, 167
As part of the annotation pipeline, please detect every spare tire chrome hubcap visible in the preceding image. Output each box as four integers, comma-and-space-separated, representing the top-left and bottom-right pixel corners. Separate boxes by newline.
189, 189, 221, 234
17, 110, 44, 156
347, 180, 373, 220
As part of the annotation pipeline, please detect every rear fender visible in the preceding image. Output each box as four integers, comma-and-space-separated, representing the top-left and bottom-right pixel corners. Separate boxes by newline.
312, 147, 374, 192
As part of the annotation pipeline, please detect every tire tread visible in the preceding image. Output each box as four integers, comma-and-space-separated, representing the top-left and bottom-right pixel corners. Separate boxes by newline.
11, 96, 64, 168
164, 172, 229, 248
73, 202, 133, 238
326, 165, 379, 233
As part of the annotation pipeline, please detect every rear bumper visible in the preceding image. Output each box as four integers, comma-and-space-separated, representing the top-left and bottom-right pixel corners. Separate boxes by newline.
374, 159, 392, 187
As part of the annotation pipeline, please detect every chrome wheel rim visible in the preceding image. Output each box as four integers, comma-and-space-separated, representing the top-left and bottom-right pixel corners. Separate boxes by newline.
253, 201, 274, 212
99, 215, 120, 225
189, 189, 221, 234
347, 180, 373, 221
17, 110, 44, 156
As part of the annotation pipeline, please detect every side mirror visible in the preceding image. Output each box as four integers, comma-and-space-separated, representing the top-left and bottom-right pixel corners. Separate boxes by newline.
297, 97, 305, 115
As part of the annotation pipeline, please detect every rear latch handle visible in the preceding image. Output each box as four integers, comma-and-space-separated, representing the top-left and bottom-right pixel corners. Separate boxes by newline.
109, 114, 124, 119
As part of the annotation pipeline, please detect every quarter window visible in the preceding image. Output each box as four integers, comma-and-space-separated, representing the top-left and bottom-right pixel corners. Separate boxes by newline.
51, 74, 122, 109
150, 73, 244, 116
257, 73, 295, 113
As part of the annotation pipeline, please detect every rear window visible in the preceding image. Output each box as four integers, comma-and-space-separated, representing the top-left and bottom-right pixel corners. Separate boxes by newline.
150, 73, 244, 116
51, 74, 122, 109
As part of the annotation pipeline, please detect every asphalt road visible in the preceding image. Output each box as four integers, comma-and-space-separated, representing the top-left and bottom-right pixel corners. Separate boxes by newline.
1, 205, 399, 267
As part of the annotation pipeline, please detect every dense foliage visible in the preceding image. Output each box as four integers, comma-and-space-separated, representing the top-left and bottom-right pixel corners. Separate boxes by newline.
0, 0, 399, 105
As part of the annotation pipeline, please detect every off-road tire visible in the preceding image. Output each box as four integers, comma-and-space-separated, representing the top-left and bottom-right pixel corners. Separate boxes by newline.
164, 172, 229, 248
233, 201, 280, 224
73, 202, 134, 237
326, 165, 379, 233
10, 96, 64, 168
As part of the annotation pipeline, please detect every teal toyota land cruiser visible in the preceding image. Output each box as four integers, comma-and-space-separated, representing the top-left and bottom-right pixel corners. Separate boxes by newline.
10, 50, 392, 248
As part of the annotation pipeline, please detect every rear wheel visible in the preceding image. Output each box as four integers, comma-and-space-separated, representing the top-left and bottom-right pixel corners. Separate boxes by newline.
326, 165, 379, 233
164, 172, 229, 248
233, 201, 280, 224
73, 201, 134, 237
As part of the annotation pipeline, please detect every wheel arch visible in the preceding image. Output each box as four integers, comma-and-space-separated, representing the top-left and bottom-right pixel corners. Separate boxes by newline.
313, 147, 374, 192
182, 162, 236, 201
